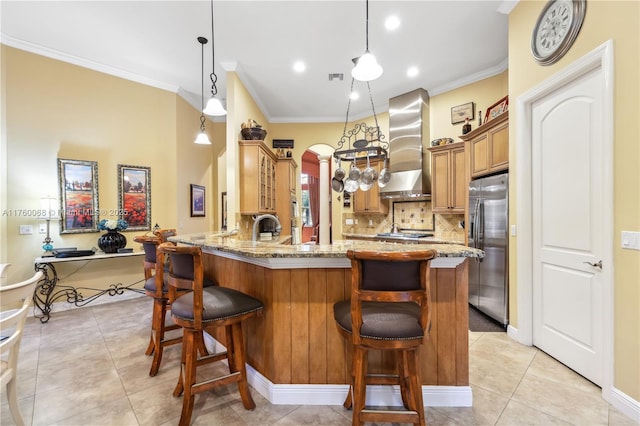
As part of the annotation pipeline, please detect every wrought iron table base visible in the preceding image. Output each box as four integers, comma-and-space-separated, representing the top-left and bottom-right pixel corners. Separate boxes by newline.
34, 262, 144, 323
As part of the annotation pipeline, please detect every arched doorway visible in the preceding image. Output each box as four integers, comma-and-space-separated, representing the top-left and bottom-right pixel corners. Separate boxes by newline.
301, 144, 333, 243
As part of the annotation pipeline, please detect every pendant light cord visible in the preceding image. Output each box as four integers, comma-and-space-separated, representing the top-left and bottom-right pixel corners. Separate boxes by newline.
199, 37, 207, 132
209, 0, 218, 97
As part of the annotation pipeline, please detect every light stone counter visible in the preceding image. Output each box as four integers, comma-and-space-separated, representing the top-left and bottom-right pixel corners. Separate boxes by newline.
170, 232, 483, 261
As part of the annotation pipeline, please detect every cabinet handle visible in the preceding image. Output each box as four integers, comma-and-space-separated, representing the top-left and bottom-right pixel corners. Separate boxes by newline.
583, 260, 602, 269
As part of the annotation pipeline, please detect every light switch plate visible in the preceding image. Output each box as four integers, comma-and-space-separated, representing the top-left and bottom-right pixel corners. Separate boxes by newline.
39, 223, 47, 234
19, 225, 33, 235
621, 231, 640, 250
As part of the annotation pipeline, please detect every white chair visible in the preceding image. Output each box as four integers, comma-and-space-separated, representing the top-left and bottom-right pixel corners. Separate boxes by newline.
0, 263, 11, 284
1, 271, 42, 426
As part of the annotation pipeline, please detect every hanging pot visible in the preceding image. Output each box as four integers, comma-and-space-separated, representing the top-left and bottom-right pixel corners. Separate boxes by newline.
361, 153, 377, 187
334, 158, 346, 181
332, 177, 344, 193
344, 177, 359, 193
378, 156, 391, 187
348, 162, 361, 181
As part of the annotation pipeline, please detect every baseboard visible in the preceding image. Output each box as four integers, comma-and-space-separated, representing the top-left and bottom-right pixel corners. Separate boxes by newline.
245, 364, 473, 407
610, 387, 640, 423
506, 324, 519, 341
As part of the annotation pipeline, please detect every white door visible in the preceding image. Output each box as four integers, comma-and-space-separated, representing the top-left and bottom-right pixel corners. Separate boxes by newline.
531, 66, 605, 385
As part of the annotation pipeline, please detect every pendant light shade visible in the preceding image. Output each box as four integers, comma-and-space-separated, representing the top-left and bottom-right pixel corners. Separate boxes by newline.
203, 0, 227, 116
203, 97, 227, 116
194, 36, 212, 145
352, 0, 383, 82
352, 51, 383, 82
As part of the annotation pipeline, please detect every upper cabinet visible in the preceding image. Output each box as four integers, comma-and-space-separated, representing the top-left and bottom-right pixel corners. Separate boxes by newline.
275, 158, 297, 236
461, 112, 509, 178
352, 158, 389, 215
428, 141, 466, 214
239, 140, 277, 214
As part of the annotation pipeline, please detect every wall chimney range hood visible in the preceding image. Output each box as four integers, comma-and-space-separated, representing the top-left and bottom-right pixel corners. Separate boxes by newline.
380, 88, 431, 199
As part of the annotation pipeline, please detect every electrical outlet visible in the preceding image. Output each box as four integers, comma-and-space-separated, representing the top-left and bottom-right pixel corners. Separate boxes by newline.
39, 223, 47, 234
354, 219, 358, 225
19, 225, 33, 235
345, 218, 354, 225
510, 225, 517, 236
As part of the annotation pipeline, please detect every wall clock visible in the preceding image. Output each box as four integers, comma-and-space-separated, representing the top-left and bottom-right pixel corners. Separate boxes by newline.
531, 0, 586, 66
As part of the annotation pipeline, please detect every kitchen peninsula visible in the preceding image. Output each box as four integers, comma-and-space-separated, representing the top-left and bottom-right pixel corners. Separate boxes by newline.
169, 232, 483, 407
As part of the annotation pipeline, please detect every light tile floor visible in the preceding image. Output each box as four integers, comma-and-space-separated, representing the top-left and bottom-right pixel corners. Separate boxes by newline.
1, 296, 637, 425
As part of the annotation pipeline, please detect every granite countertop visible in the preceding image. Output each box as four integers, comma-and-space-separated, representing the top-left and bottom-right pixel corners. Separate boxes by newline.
341, 232, 465, 245
170, 232, 483, 259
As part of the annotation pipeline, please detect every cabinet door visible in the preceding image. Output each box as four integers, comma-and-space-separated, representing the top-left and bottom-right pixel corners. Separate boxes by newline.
352, 159, 388, 214
431, 150, 451, 212
488, 121, 509, 173
470, 134, 489, 178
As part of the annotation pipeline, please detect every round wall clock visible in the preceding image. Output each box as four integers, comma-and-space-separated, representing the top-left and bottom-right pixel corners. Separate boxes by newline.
531, 0, 586, 66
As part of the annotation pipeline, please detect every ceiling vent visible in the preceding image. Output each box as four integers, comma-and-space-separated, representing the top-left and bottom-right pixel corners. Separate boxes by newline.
328, 73, 344, 81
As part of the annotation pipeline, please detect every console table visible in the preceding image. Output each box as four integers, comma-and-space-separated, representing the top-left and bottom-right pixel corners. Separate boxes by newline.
33, 252, 144, 323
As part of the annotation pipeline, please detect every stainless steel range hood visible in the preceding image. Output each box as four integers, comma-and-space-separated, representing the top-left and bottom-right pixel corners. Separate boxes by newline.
380, 88, 431, 199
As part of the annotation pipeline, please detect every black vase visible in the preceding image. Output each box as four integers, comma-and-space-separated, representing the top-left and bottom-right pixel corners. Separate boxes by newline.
98, 230, 127, 253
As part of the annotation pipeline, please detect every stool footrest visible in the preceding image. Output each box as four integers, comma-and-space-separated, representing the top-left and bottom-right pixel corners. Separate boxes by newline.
361, 409, 419, 424
197, 351, 228, 366
365, 373, 401, 385
192, 371, 240, 394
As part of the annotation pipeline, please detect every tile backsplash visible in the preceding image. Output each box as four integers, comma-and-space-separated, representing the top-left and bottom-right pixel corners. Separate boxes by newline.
343, 198, 465, 242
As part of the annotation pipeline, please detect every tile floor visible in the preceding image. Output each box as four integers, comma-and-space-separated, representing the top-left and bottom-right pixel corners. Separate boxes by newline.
1, 296, 637, 426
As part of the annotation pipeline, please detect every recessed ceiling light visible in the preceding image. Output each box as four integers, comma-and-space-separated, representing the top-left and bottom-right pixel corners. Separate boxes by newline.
350, 91, 360, 100
407, 66, 419, 77
293, 61, 306, 73
385, 15, 400, 31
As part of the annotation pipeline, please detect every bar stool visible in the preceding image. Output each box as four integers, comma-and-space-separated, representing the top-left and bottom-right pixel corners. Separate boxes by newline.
333, 249, 437, 426
133, 229, 180, 376
156, 243, 264, 426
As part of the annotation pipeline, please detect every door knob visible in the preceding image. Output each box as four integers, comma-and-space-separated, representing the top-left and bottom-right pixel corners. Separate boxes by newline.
583, 260, 603, 269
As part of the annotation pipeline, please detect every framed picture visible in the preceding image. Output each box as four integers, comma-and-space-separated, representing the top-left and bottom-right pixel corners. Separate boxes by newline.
58, 158, 99, 233
484, 96, 509, 123
118, 164, 151, 231
221, 192, 228, 230
190, 184, 205, 217
451, 102, 475, 124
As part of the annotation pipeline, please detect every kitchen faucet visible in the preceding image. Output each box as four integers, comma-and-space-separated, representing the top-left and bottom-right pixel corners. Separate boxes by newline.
252, 214, 282, 241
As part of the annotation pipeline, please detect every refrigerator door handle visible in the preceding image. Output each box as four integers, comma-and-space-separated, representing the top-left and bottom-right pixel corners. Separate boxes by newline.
472, 199, 480, 248
479, 201, 485, 251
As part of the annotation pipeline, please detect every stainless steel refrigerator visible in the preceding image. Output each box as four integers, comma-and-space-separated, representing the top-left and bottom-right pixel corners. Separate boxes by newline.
468, 172, 509, 326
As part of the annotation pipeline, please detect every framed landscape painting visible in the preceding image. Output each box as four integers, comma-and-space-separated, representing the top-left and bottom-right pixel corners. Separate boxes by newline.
58, 158, 99, 233
118, 164, 151, 231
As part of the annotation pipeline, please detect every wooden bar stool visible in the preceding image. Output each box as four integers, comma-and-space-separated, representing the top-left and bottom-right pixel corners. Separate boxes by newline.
157, 243, 264, 426
133, 229, 181, 376
333, 249, 437, 426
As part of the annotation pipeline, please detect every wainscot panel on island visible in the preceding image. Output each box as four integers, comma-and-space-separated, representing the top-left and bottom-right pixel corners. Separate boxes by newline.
169, 232, 483, 407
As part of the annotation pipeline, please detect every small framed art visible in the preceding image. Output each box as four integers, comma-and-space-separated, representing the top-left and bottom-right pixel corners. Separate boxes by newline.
484, 96, 509, 123
190, 184, 205, 217
451, 102, 475, 124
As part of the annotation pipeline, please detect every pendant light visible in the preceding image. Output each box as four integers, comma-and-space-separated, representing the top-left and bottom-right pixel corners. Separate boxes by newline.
351, 0, 383, 82
194, 36, 212, 145
203, 0, 227, 116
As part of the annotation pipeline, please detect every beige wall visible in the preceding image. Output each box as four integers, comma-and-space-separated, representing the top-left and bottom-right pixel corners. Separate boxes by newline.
430, 71, 508, 142
1, 46, 215, 290
509, 0, 640, 400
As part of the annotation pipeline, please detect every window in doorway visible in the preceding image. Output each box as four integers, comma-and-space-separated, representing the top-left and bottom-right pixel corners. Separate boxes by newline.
301, 173, 312, 227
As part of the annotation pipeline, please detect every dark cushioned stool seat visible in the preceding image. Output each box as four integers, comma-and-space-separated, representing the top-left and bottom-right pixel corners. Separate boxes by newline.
333, 300, 423, 340
172, 286, 263, 323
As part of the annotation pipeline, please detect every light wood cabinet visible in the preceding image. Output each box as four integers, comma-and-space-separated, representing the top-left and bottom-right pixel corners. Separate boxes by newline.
428, 141, 466, 214
239, 140, 277, 214
276, 158, 297, 235
352, 158, 388, 215
461, 112, 509, 178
